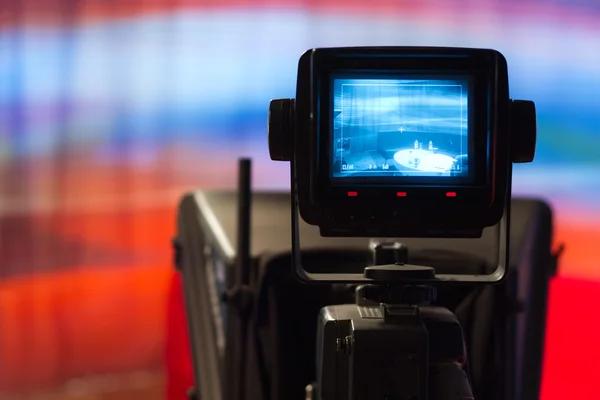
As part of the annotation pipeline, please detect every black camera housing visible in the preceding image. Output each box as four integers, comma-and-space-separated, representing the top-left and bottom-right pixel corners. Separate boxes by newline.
270, 47, 535, 239
268, 47, 536, 283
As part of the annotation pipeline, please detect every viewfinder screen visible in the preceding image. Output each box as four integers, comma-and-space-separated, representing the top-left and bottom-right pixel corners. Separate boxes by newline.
331, 77, 470, 179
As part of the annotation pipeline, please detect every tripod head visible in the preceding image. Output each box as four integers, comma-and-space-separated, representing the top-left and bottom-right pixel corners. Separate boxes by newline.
360, 241, 436, 309
365, 242, 434, 282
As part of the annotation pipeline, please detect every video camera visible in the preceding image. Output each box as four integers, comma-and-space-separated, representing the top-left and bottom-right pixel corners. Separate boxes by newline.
267, 47, 537, 399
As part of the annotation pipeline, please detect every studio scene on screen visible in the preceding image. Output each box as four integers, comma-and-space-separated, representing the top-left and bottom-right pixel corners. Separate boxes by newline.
332, 78, 469, 179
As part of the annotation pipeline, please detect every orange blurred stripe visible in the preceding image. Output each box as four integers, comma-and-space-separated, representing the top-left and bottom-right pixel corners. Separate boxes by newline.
554, 218, 600, 280
30, 207, 177, 255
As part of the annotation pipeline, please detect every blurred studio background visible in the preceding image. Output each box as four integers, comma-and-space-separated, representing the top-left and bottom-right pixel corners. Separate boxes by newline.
0, 0, 599, 399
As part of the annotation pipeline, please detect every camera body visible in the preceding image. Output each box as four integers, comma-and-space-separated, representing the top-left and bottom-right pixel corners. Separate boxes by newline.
177, 47, 544, 400
316, 302, 472, 400
267, 49, 536, 396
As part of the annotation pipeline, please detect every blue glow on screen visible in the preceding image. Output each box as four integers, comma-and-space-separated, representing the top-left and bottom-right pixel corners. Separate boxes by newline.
332, 78, 469, 179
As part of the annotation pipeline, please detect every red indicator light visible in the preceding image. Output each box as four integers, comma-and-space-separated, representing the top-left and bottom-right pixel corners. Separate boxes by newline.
446, 191, 457, 197
396, 192, 407, 197
348, 191, 358, 197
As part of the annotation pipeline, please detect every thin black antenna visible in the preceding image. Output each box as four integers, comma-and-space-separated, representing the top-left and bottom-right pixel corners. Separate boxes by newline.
227, 157, 252, 400
236, 158, 252, 285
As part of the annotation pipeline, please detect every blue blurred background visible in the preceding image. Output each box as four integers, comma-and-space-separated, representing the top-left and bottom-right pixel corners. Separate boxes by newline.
0, 1, 599, 399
